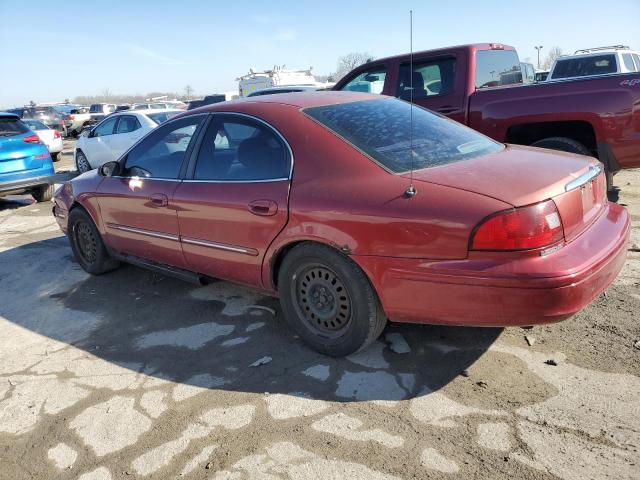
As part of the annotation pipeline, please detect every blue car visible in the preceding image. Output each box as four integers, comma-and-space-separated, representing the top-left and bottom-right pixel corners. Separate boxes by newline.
0, 112, 56, 202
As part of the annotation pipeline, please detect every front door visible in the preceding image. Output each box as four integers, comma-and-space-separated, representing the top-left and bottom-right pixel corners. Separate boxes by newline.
97, 115, 204, 268
88, 116, 119, 167
173, 113, 291, 287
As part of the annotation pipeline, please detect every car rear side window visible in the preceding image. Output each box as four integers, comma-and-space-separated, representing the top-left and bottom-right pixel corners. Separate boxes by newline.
147, 111, 180, 125
397, 58, 456, 99
552, 54, 617, 79
305, 98, 501, 173
475, 50, 523, 88
124, 116, 203, 179
193, 115, 289, 181
339, 66, 387, 94
0, 117, 29, 137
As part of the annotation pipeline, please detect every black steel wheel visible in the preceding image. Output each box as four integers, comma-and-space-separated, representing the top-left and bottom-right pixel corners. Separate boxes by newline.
74, 221, 98, 264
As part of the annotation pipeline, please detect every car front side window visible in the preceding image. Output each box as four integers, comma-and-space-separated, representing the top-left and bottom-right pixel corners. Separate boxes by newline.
93, 117, 118, 137
123, 116, 203, 179
193, 115, 289, 181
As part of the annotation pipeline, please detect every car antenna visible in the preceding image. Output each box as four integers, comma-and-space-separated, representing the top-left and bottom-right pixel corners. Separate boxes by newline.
405, 9, 417, 198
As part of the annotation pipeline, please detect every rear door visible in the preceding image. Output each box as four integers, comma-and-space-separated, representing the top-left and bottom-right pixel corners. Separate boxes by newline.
97, 115, 205, 268
173, 113, 291, 287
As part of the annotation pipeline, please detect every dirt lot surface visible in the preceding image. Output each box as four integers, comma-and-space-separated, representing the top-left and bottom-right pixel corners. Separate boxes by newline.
0, 140, 638, 479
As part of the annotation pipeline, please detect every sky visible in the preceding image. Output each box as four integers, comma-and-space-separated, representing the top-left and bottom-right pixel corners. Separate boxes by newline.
1, 0, 639, 107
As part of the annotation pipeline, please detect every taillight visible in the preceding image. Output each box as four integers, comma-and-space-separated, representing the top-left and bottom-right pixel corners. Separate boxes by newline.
470, 199, 564, 251
54, 130, 61, 139
68, 115, 75, 120
34, 153, 50, 159
23, 134, 40, 144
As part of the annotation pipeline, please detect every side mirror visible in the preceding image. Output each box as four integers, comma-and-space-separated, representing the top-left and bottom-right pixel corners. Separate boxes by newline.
100, 161, 121, 177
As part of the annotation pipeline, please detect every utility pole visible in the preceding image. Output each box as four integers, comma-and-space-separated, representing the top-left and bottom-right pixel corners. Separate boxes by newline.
535, 46, 544, 69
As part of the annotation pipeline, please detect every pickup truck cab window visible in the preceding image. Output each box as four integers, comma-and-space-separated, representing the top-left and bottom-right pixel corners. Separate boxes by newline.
475, 50, 523, 88
339, 66, 387, 94
123, 116, 202, 179
397, 58, 456, 99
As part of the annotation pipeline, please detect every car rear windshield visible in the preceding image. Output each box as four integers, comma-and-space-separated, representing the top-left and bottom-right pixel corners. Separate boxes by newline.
552, 54, 617, 79
304, 98, 502, 173
0, 117, 30, 137
89, 104, 104, 113
147, 111, 180, 125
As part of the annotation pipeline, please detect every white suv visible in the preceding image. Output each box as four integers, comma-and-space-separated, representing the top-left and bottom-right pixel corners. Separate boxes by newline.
548, 45, 640, 81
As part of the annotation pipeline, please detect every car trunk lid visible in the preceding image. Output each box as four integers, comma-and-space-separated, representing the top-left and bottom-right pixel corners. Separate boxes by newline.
405, 144, 606, 242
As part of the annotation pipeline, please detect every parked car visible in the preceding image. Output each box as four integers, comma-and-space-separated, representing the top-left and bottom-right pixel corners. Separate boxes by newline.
548, 45, 640, 81
21, 119, 63, 161
247, 85, 323, 97
74, 109, 182, 173
333, 43, 640, 189
88, 103, 117, 123
52, 105, 92, 137
8, 106, 67, 136
53, 92, 629, 356
1, 112, 56, 202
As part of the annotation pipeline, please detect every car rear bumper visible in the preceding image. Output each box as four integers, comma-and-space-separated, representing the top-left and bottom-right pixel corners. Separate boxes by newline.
353, 202, 630, 327
0, 174, 55, 195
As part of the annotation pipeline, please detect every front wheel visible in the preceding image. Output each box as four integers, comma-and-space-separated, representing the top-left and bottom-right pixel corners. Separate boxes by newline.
68, 208, 120, 275
75, 151, 91, 173
278, 243, 387, 357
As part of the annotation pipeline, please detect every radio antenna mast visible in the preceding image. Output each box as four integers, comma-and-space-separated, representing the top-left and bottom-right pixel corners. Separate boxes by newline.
405, 10, 417, 198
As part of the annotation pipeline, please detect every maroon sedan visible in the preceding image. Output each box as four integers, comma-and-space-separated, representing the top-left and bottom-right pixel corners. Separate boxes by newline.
53, 92, 630, 356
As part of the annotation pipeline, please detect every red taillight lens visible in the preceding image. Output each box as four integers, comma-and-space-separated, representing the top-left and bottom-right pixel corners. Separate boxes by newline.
68, 115, 75, 120
54, 130, 61, 139
23, 134, 40, 144
470, 200, 564, 251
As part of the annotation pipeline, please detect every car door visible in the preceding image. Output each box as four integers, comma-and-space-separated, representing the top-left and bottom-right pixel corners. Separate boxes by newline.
112, 114, 144, 158
86, 116, 119, 167
396, 55, 467, 123
96, 115, 205, 268
173, 113, 291, 287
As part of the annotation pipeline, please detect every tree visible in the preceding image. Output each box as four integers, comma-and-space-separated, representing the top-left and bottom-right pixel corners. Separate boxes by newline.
542, 46, 563, 70
335, 52, 374, 81
184, 85, 194, 100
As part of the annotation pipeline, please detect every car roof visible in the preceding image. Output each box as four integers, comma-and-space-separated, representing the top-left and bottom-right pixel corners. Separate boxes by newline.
0, 112, 19, 118
196, 91, 383, 112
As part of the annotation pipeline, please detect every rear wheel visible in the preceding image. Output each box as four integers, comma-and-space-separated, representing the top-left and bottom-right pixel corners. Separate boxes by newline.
51, 152, 60, 162
278, 243, 387, 357
32, 184, 54, 202
68, 208, 119, 275
76, 151, 91, 173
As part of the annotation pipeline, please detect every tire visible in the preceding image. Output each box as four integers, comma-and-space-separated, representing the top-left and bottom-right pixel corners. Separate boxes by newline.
530, 137, 592, 156
32, 184, 54, 202
278, 243, 387, 357
51, 152, 60, 162
67, 208, 120, 275
76, 150, 91, 173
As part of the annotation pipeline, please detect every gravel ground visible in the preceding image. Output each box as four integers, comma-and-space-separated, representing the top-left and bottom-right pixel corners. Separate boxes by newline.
0, 140, 638, 479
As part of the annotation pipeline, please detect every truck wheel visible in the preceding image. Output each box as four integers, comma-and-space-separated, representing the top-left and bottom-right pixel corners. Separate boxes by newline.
530, 137, 591, 156
68, 208, 120, 275
278, 243, 387, 357
32, 184, 54, 202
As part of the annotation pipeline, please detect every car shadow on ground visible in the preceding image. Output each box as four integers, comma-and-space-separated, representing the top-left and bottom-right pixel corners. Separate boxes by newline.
0, 237, 502, 403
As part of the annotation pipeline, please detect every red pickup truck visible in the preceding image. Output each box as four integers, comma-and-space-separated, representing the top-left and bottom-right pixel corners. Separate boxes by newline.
333, 43, 640, 188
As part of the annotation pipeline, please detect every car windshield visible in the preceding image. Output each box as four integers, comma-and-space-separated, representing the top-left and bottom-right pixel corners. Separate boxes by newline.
304, 98, 502, 173
0, 117, 30, 137
147, 111, 180, 125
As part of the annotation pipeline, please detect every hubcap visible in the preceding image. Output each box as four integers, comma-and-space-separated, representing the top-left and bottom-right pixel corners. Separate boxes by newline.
293, 265, 352, 336
75, 222, 97, 264
77, 153, 90, 173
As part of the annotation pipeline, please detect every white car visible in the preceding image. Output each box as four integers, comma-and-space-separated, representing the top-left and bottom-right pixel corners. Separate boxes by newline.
548, 45, 640, 81
74, 109, 181, 173
21, 119, 63, 161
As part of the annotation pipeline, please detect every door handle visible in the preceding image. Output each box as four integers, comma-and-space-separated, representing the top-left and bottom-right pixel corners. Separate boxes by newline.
437, 106, 457, 114
248, 199, 278, 216
149, 193, 168, 207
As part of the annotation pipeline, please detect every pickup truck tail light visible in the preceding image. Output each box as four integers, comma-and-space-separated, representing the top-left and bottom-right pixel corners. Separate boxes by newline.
54, 130, 61, 139
470, 200, 564, 251
22, 134, 41, 144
